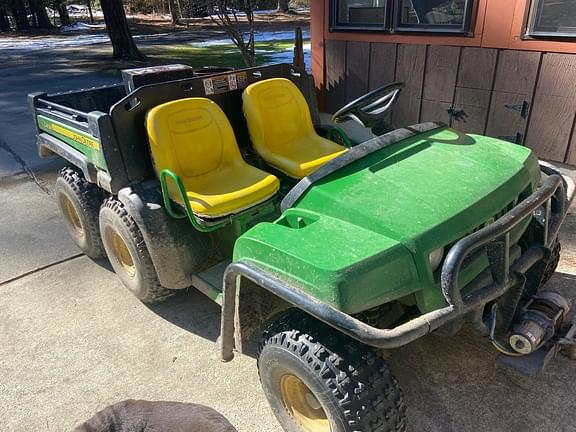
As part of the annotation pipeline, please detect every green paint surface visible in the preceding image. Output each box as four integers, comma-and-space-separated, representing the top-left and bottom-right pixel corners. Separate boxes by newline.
234, 127, 540, 314
37, 115, 107, 170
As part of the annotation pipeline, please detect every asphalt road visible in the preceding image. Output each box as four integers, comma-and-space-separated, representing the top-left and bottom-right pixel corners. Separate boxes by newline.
1, 39, 576, 432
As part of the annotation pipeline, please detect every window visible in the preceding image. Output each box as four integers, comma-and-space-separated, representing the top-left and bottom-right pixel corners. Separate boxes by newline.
394, 0, 474, 33
331, 0, 476, 34
526, 0, 576, 38
333, 0, 388, 29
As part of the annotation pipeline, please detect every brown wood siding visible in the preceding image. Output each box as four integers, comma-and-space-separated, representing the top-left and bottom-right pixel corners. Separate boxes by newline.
457, 47, 498, 91
345, 41, 370, 101
368, 43, 397, 91
452, 87, 492, 135
525, 54, 576, 162
451, 48, 498, 134
323, 42, 576, 164
325, 39, 347, 110
420, 46, 461, 126
392, 44, 426, 127
568, 132, 576, 165
485, 50, 540, 145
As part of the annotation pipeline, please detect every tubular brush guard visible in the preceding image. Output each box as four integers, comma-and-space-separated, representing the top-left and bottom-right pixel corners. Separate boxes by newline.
220, 163, 575, 361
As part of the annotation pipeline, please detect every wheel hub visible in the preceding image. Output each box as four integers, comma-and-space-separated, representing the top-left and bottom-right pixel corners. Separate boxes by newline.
62, 195, 83, 235
106, 228, 136, 277
280, 374, 330, 432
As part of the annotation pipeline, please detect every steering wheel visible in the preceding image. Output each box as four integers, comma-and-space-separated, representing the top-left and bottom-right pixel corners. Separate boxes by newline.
331, 82, 405, 129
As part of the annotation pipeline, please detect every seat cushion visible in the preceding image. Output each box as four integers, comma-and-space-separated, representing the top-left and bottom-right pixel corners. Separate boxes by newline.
183, 163, 279, 218
242, 78, 347, 178
258, 133, 347, 178
146, 97, 280, 219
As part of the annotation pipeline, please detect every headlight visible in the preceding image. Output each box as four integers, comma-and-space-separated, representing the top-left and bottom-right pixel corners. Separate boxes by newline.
429, 247, 445, 272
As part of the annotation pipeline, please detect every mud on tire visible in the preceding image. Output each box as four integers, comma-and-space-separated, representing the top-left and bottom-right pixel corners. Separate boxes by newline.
55, 166, 105, 259
99, 197, 177, 303
258, 310, 407, 432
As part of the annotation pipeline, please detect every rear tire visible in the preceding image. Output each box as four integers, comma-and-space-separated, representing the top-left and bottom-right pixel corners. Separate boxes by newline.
99, 198, 177, 303
55, 167, 105, 259
258, 311, 407, 432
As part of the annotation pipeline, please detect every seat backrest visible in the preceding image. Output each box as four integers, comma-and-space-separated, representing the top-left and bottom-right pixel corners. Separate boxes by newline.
146, 98, 242, 183
242, 78, 315, 154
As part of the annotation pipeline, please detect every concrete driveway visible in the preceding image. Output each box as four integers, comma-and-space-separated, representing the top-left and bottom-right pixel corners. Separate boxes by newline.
1, 40, 575, 432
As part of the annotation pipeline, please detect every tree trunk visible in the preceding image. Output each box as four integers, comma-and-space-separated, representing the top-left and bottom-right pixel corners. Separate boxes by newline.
277, 0, 289, 12
9, 0, 29, 30
0, 7, 12, 31
167, 0, 179, 24
57, 4, 70, 26
28, 0, 52, 28
99, 0, 145, 60
87, 0, 94, 23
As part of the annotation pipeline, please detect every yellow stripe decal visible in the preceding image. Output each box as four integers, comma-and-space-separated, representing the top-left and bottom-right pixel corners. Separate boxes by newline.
40, 117, 100, 150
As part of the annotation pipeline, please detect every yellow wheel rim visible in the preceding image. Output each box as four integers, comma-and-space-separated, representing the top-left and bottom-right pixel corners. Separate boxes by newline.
280, 374, 330, 432
62, 195, 83, 235
106, 228, 136, 277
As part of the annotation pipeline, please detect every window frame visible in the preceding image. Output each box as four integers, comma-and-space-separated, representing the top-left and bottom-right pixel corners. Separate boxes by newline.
329, 0, 477, 35
330, 0, 391, 31
391, 0, 477, 35
525, 0, 576, 39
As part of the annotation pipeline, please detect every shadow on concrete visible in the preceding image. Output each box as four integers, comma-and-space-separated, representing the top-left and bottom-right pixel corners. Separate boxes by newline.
147, 289, 223, 344
389, 323, 576, 431
89, 255, 224, 343
388, 268, 576, 432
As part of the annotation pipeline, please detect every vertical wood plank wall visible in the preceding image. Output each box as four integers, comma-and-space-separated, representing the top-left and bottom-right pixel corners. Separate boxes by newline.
324, 40, 576, 165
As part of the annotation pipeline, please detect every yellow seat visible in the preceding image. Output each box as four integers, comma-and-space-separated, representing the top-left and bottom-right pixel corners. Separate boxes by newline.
146, 98, 279, 219
242, 78, 347, 178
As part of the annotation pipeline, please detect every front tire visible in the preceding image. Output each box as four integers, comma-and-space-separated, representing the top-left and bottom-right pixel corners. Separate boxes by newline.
55, 167, 105, 259
99, 198, 177, 303
258, 311, 407, 432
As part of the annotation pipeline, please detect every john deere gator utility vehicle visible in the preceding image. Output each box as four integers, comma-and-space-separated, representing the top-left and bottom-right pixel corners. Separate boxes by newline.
30, 63, 575, 432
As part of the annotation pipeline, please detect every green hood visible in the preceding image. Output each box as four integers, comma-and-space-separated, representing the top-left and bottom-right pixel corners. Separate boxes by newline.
234, 127, 540, 314
292, 127, 539, 251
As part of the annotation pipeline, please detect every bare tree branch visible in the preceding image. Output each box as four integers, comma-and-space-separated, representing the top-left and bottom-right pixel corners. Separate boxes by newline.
205, 0, 256, 67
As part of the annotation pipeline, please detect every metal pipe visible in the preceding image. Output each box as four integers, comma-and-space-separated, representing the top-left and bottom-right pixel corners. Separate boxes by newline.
220, 166, 572, 362
441, 174, 562, 309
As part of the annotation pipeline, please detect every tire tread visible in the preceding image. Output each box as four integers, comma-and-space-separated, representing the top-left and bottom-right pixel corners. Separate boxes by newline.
259, 311, 407, 432
57, 166, 105, 259
101, 197, 176, 303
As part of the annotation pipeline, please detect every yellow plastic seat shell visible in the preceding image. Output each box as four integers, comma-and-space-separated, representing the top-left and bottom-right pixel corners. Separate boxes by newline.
242, 78, 347, 178
146, 97, 279, 218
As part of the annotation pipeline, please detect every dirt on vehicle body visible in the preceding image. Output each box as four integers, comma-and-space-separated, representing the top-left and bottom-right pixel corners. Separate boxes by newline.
29, 63, 576, 432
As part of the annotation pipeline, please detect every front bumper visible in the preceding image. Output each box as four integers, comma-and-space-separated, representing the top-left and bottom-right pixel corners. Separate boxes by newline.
221, 163, 575, 359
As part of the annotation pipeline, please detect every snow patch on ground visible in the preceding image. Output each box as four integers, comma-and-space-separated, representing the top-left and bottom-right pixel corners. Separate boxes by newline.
61, 22, 105, 32
0, 31, 170, 50
0, 28, 311, 70
192, 30, 310, 47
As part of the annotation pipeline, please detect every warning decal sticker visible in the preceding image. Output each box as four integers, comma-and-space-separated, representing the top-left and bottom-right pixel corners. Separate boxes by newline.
202, 72, 249, 96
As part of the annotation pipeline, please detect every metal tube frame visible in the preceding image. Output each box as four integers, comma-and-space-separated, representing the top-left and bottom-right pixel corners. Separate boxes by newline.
221, 164, 575, 361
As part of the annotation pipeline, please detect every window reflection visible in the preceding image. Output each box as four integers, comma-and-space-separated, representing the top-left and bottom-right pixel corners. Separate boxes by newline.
530, 0, 576, 36
398, 0, 466, 26
336, 0, 387, 26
